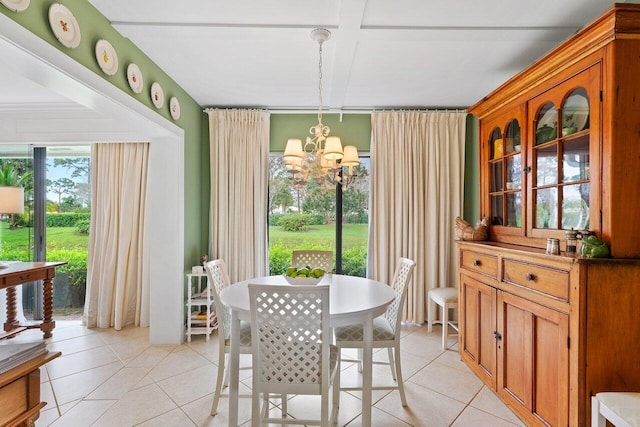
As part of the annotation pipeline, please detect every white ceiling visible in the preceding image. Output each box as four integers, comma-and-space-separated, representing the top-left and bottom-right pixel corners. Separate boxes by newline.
86, 0, 626, 111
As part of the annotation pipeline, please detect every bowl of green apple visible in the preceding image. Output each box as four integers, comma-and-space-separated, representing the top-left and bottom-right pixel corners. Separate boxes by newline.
283, 266, 326, 285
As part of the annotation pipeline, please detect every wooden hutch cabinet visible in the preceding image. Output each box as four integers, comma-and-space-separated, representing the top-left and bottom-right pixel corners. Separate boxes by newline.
461, 4, 640, 427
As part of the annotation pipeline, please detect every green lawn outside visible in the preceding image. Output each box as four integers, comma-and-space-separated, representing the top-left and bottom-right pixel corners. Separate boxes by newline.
268, 223, 367, 249
2, 222, 367, 255
1, 220, 90, 315
0, 221, 88, 253
268, 223, 368, 276
1, 221, 368, 277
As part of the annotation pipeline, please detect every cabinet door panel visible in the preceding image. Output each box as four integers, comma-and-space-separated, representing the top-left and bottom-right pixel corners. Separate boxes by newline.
534, 315, 567, 425
527, 65, 601, 242
460, 274, 496, 388
501, 302, 532, 407
480, 105, 526, 241
497, 291, 569, 427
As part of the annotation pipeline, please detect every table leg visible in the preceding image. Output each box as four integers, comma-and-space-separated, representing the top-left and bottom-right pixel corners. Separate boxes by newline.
3, 286, 19, 334
362, 313, 373, 426
228, 310, 241, 426
40, 278, 55, 339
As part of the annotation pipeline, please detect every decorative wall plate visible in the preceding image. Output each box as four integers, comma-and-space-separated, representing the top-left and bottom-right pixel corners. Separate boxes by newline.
150, 82, 164, 109
95, 39, 118, 76
169, 97, 181, 120
0, 0, 30, 12
127, 63, 144, 94
563, 94, 589, 132
48, 3, 81, 49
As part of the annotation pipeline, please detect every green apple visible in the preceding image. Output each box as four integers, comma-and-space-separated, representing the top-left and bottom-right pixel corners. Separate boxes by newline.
285, 267, 297, 277
310, 268, 325, 278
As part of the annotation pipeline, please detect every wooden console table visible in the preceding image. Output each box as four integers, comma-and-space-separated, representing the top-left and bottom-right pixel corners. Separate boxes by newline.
1, 262, 66, 339
0, 350, 61, 427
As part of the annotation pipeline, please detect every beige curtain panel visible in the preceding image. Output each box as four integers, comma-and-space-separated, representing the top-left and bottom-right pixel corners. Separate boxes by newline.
369, 111, 467, 324
207, 109, 270, 282
83, 142, 150, 330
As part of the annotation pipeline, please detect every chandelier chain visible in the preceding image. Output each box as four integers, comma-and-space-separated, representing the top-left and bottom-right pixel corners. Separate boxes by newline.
317, 41, 323, 126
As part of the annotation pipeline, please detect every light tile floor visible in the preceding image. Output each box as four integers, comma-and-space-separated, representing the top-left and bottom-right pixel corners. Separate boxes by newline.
9, 320, 526, 426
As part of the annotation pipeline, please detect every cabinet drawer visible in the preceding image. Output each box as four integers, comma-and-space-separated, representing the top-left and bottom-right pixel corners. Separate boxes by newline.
502, 259, 569, 301
460, 250, 498, 279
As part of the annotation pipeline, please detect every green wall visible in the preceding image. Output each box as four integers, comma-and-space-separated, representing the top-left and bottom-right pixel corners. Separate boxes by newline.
270, 114, 372, 152
1, 0, 208, 268
464, 115, 480, 224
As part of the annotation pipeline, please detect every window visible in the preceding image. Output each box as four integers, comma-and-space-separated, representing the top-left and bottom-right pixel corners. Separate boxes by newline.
268, 155, 370, 276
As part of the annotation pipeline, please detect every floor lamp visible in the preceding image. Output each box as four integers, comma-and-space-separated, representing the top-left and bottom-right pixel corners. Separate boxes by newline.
0, 186, 25, 268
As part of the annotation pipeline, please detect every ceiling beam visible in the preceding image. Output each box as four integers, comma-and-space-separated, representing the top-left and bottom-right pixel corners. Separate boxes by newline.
328, 0, 367, 110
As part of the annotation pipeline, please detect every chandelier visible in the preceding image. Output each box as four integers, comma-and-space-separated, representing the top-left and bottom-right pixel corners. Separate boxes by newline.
283, 28, 360, 191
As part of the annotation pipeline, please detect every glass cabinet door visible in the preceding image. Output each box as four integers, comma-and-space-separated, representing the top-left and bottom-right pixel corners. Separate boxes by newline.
527, 67, 599, 240
486, 115, 523, 231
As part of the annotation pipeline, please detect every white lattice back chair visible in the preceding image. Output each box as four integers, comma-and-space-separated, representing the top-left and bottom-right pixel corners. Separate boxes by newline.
204, 259, 253, 416
333, 257, 416, 407
248, 284, 339, 426
291, 250, 333, 272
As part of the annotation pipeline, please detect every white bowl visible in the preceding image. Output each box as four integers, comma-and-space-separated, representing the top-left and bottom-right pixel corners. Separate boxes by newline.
283, 275, 322, 285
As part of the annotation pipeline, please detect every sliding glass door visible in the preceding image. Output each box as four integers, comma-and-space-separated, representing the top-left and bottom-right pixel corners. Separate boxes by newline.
44, 146, 90, 319
0, 144, 90, 321
268, 155, 370, 276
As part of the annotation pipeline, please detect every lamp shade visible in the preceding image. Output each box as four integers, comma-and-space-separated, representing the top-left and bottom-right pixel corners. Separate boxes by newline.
323, 136, 344, 160
341, 145, 360, 166
0, 186, 24, 214
283, 138, 304, 161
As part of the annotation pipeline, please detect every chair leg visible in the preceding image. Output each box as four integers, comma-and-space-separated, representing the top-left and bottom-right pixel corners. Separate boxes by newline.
321, 384, 329, 427
261, 393, 269, 418
210, 344, 227, 415
222, 352, 230, 388
281, 394, 287, 418
251, 384, 261, 427
357, 348, 363, 373
442, 303, 449, 349
387, 347, 397, 381
333, 355, 341, 408
394, 345, 407, 406
428, 294, 435, 332
591, 396, 606, 427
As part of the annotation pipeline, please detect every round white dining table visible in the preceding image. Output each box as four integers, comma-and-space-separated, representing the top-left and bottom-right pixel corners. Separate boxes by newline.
220, 274, 396, 426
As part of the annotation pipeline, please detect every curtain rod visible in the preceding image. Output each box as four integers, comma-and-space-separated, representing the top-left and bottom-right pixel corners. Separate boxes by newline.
203, 108, 468, 114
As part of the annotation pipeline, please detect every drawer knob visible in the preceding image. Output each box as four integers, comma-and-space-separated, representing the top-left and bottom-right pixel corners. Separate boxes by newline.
473, 259, 481, 267
493, 331, 502, 341
526, 272, 536, 281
